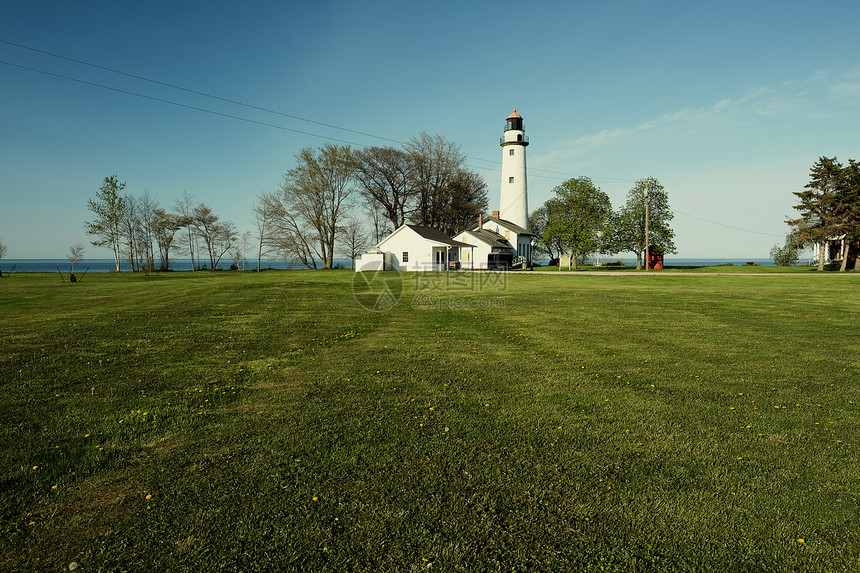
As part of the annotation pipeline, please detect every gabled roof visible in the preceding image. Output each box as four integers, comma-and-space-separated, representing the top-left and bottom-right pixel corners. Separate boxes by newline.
477, 216, 535, 237
377, 224, 471, 249
459, 229, 514, 250
407, 225, 471, 247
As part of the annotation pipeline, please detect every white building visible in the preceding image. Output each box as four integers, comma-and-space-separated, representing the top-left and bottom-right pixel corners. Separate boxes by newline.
355, 109, 536, 272
499, 109, 529, 230
478, 210, 535, 265
356, 224, 472, 272
454, 221, 515, 269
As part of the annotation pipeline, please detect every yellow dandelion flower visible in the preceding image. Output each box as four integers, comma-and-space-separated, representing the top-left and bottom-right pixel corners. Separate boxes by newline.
797, 538, 804, 543
145, 494, 152, 500
32, 465, 38, 470
28, 521, 35, 526
312, 496, 318, 501
51, 485, 57, 490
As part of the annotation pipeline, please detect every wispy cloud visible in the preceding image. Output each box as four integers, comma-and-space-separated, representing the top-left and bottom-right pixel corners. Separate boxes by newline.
828, 64, 860, 101
535, 65, 859, 166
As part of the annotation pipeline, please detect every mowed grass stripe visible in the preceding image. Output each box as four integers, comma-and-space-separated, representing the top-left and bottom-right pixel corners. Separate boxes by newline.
0, 270, 857, 571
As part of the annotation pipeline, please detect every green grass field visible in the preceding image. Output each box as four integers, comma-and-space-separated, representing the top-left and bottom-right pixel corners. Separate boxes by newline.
1, 269, 857, 571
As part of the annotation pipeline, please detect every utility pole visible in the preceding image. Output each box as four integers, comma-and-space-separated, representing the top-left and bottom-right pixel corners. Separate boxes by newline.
643, 179, 653, 271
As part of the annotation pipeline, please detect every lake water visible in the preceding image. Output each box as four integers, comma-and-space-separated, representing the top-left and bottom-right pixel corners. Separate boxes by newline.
1, 259, 355, 273
2, 257, 785, 273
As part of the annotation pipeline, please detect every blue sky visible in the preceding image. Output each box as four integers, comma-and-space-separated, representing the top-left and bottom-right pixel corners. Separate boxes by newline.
2, 0, 859, 259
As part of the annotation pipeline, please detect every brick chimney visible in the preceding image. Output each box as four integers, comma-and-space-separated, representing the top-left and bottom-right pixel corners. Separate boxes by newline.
492, 210, 500, 219
478, 213, 483, 229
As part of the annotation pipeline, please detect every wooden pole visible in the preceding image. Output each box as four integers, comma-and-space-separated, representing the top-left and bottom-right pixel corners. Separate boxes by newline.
644, 180, 651, 271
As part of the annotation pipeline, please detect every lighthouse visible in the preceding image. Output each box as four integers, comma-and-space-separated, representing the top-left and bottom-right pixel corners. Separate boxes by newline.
499, 109, 529, 229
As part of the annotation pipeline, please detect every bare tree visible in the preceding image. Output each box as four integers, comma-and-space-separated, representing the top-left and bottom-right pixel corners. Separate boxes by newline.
405, 132, 487, 236
174, 191, 198, 271
67, 243, 85, 275
137, 190, 158, 272
251, 193, 278, 271
260, 192, 318, 269
440, 169, 488, 236
338, 217, 371, 269
120, 194, 142, 272
355, 146, 416, 230
278, 144, 357, 269
365, 198, 389, 244
191, 203, 237, 269
230, 231, 251, 270
152, 208, 183, 271
0, 238, 8, 277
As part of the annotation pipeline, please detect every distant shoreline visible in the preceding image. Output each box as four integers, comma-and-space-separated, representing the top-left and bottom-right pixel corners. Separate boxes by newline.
1, 257, 786, 273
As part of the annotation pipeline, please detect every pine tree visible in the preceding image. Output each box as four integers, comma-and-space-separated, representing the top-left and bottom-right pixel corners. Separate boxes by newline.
790, 157, 843, 271
832, 159, 860, 271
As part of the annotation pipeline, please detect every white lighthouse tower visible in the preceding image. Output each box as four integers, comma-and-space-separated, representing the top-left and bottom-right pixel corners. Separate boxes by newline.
499, 109, 529, 229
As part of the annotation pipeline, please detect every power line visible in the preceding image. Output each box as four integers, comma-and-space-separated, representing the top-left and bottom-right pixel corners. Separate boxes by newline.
2, 45, 782, 238
0, 59, 368, 147
0, 39, 404, 145
2, 39, 632, 185
673, 208, 785, 237
2, 39, 636, 184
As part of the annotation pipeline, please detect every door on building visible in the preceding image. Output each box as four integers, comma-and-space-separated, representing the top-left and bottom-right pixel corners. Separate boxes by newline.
434, 248, 447, 271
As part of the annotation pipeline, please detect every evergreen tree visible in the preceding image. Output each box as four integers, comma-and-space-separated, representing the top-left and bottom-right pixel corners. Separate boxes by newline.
832, 159, 860, 271
790, 157, 843, 271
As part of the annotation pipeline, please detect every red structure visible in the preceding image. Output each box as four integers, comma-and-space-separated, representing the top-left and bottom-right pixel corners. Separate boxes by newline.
646, 246, 664, 270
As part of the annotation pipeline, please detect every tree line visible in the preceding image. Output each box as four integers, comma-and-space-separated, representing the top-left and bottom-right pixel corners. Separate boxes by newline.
786, 156, 860, 271
85, 176, 243, 272
528, 177, 675, 270
253, 133, 487, 269
85, 132, 487, 271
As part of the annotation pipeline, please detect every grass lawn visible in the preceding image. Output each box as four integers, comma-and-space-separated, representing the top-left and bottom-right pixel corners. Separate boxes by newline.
1, 269, 857, 571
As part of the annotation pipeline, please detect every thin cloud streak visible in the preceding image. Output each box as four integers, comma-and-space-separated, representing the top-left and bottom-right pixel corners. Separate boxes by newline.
538, 66, 858, 164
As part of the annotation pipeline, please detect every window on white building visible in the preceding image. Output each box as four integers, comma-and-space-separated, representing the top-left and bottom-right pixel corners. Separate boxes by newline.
402, 252, 409, 262
509, 149, 515, 156
508, 177, 514, 183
